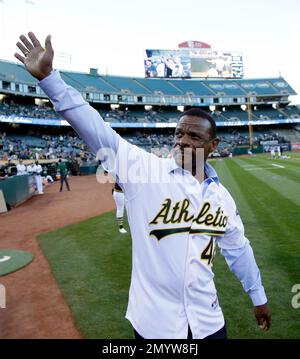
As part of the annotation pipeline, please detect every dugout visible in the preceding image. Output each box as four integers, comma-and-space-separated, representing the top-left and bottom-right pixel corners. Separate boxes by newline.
0, 174, 35, 207
79, 161, 98, 175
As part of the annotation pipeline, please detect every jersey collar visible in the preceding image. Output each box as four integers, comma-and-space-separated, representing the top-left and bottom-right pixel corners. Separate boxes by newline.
168, 157, 219, 186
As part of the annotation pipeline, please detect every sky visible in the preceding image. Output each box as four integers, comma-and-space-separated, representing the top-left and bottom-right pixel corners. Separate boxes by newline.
1, 0, 300, 103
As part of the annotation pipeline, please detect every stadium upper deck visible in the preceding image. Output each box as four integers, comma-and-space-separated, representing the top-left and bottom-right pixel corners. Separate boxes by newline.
0, 60, 296, 107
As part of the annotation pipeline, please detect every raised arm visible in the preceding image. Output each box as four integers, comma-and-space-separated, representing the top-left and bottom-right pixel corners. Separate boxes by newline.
15, 32, 120, 155
14, 33, 157, 200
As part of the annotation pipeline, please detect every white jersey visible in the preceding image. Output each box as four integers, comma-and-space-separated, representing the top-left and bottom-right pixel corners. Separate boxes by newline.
40, 70, 267, 339
17, 164, 27, 175
32, 164, 42, 175
26, 165, 34, 174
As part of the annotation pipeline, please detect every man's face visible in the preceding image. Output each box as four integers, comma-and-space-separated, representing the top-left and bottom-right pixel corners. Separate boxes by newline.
172, 115, 219, 173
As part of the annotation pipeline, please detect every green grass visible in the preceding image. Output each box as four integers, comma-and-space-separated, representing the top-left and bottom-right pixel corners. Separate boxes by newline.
39, 213, 133, 338
38, 153, 300, 339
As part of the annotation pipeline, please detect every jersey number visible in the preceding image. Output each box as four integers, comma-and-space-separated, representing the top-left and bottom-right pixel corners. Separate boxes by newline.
201, 237, 216, 265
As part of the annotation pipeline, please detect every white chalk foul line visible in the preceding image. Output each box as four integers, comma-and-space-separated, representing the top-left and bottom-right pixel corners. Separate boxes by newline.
245, 166, 284, 171
245, 167, 273, 171
271, 163, 285, 169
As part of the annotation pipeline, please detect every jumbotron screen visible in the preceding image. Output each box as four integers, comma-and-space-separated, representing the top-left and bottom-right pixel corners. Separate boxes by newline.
144, 49, 243, 79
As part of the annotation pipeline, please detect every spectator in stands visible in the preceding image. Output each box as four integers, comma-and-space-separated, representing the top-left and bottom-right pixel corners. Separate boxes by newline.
0, 101, 58, 119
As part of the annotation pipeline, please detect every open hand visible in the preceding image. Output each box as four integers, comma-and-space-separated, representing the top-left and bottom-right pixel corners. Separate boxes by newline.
15, 32, 54, 81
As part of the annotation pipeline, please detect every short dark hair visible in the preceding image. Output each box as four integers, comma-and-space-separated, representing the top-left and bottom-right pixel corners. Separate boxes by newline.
182, 108, 217, 139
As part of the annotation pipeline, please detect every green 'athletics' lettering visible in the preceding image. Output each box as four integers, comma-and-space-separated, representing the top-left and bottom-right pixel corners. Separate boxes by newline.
194, 202, 228, 228
150, 198, 194, 225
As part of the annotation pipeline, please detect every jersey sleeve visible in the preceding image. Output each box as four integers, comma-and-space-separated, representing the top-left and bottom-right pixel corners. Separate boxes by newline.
217, 188, 247, 250
38, 70, 157, 200
39, 70, 120, 155
217, 188, 267, 306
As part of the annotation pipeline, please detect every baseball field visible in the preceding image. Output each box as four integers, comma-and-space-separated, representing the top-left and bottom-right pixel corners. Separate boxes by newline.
38, 152, 300, 339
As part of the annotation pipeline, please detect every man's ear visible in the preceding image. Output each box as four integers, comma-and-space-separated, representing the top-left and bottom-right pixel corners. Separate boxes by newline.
210, 137, 220, 152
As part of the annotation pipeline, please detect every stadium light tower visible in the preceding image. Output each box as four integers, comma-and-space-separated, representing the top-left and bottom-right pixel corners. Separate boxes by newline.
54, 52, 72, 70
247, 95, 253, 148
25, 0, 35, 31
0, 0, 4, 59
